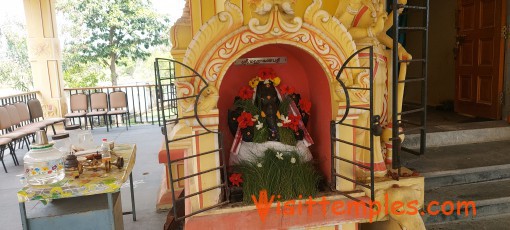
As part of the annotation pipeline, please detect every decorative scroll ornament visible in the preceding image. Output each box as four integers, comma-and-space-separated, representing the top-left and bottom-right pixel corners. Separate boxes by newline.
248, 5, 302, 35
182, 1, 244, 83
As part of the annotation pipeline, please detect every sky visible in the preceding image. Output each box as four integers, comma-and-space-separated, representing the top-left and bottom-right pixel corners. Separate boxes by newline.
0, 0, 186, 26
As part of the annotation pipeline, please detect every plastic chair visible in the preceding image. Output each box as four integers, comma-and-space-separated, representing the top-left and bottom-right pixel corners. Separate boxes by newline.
65, 94, 88, 129
107, 91, 130, 130
0, 107, 22, 169
86, 92, 109, 132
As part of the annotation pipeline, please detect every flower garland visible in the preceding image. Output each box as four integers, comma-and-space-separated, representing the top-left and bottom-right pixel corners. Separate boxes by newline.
230, 68, 312, 146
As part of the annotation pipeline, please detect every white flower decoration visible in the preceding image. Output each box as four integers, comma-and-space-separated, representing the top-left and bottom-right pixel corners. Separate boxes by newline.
252, 115, 260, 121
257, 163, 262, 168
276, 152, 283, 160
256, 121, 264, 130
277, 122, 283, 127
291, 157, 296, 164
280, 115, 290, 124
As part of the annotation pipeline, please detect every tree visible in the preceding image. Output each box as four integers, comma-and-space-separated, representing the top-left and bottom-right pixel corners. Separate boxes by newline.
58, 0, 170, 86
0, 21, 33, 91
62, 52, 107, 88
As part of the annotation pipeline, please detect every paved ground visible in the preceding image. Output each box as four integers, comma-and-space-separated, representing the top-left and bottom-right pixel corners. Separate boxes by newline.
0, 125, 168, 230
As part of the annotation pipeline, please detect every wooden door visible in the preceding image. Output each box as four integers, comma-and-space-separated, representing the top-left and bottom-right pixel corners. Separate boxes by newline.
455, 0, 506, 119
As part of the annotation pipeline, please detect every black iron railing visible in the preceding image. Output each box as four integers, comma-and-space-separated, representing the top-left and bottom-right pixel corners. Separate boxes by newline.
391, 0, 429, 176
154, 58, 229, 221
64, 84, 173, 125
0, 91, 39, 106
331, 46, 376, 202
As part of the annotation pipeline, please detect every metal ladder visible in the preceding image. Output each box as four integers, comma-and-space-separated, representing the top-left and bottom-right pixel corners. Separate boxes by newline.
391, 0, 430, 173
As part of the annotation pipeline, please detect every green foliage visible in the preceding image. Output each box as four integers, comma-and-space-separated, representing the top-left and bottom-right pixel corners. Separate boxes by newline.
57, 0, 170, 85
278, 127, 297, 146
0, 21, 33, 91
253, 125, 269, 143
234, 99, 260, 115
62, 63, 106, 88
279, 97, 291, 115
277, 97, 296, 145
233, 149, 321, 203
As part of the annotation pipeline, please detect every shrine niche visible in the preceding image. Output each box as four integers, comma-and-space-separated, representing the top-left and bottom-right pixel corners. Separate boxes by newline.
164, 0, 426, 229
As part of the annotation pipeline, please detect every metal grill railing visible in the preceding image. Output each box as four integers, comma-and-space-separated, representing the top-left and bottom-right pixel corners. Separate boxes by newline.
331, 46, 376, 202
64, 85, 171, 125
154, 58, 229, 221
0, 91, 39, 106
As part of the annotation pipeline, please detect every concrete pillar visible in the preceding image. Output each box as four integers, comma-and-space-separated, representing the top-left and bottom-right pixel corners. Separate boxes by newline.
23, 0, 67, 118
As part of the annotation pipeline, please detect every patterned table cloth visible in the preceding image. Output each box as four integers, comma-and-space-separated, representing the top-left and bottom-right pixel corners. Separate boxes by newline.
17, 144, 136, 203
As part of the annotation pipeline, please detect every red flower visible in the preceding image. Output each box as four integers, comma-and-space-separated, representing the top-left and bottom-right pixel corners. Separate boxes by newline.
237, 112, 254, 129
279, 84, 295, 95
238, 86, 254, 100
229, 173, 243, 187
299, 98, 312, 114
258, 67, 276, 80
283, 114, 301, 131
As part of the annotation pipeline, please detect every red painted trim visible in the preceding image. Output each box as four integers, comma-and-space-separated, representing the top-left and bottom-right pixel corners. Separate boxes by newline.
353, 6, 369, 27
159, 149, 186, 163
195, 130, 205, 208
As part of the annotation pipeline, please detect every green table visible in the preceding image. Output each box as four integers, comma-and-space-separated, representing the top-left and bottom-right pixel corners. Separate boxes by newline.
18, 144, 137, 230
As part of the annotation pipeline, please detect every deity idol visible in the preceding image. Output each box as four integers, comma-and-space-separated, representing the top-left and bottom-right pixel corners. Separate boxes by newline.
228, 68, 313, 164
335, 0, 412, 178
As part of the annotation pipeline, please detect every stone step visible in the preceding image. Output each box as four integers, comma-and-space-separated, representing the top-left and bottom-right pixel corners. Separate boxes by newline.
423, 164, 510, 189
403, 121, 510, 149
402, 140, 510, 175
423, 178, 510, 225
427, 213, 510, 230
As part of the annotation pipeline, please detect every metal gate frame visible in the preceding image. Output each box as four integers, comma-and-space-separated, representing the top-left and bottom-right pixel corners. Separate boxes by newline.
331, 46, 376, 202
154, 58, 230, 221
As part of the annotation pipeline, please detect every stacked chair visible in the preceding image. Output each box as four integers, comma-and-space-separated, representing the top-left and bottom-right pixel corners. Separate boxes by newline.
0, 106, 33, 172
27, 99, 66, 135
0, 100, 66, 173
0, 91, 131, 172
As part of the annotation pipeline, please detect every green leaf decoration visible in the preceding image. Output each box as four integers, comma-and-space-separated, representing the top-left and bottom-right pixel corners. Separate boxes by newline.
232, 149, 321, 203
278, 127, 297, 146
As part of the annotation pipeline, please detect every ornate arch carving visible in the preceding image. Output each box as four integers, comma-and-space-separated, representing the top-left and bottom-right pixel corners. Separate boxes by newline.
180, 0, 361, 110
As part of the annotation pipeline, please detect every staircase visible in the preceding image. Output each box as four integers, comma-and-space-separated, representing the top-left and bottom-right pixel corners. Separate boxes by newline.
401, 121, 510, 229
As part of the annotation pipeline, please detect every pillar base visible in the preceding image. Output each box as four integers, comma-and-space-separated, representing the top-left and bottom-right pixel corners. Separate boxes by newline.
157, 169, 183, 212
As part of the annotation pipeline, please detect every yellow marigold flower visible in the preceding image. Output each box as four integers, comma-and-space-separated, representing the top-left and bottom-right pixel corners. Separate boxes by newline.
249, 77, 260, 88
272, 77, 281, 86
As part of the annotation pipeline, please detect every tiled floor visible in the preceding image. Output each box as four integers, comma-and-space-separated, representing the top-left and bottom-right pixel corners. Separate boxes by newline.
0, 125, 168, 230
